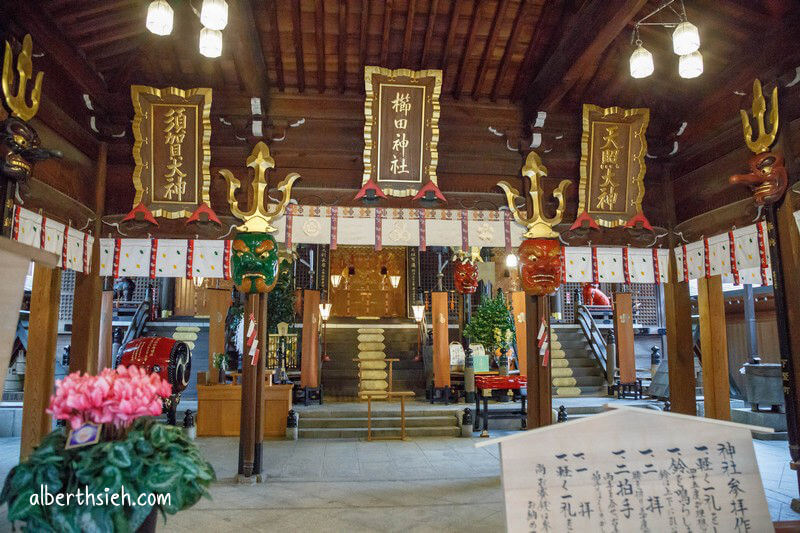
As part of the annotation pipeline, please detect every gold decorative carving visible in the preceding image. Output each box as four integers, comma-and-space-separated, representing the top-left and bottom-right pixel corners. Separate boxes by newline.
2, 35, 42, 121
578, 104, 649, 228
497, 151, 570, 239
219, 142, 299, 234
362, 66, 442, 197
741, 79, 778, 155
131, 85, 212, 219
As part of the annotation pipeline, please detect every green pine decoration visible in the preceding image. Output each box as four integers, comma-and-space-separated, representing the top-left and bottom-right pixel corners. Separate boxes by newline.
267, 260, 296, 334
463, 294, 515, 352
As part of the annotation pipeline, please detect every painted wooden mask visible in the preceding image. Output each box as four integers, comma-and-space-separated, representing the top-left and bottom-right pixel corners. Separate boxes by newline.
453, 259, 479, 294
231, 232, 280, 294
519, 238, 562, 296
730, 151, 788, 206
0, 117, 59, 182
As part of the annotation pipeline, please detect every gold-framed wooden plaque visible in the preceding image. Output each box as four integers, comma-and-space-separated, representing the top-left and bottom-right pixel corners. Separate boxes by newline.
578, 104, 649, 227
131, 85, 212, 219
362, 66, 442, 197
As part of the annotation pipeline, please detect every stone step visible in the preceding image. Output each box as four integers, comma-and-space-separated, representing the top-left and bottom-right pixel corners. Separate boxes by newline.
299, 415, 457, 428
299, 426, 461, 439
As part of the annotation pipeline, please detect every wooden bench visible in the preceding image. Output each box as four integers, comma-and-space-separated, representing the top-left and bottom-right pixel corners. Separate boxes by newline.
359, 390, 416, 441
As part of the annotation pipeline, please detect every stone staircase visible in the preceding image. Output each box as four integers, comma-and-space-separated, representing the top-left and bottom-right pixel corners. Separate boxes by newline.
297, 407, 460, 438
550, 324, 606, 398
321, 320, 425, 399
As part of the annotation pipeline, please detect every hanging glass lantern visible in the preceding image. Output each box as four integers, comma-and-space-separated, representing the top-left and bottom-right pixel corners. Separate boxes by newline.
199, 27, 223, 58
672, 21, 700, 55
678, 50, 703, 79
629, 43, 654, 79
200, 0, 229, 31
505, 253, 518, 268
146, 0, 174, 36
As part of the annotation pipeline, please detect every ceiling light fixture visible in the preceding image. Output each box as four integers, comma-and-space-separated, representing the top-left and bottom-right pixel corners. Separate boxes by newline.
199, 27, 223, 58
200, 0, 228, 31
146, 0, 174, 36
629, 0, 701, 80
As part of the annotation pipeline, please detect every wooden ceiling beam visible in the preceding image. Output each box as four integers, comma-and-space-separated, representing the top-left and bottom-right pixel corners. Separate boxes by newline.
230, 0, 271, 102
337, 0, 348, 93
380, 0, 393, 67
453, 0, 481, 99
0, 1, 112, 113
491, 0, 526, 101
291, 0, 306, 93
69, 8, 142, 39
58, 0, 137, 24
80, 25, 145, 50
269, 0, 285, 92
401, 0, 417, 67
359, 0, 370, 69
419, 0, 440, 67
440, 0, 463, 70
512, 0, 563, 100
315, 0, 326, 93
523, 0, 647, 118
472, 0, 509, 99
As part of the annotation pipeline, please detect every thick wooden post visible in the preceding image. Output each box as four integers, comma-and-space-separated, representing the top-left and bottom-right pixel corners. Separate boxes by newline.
300, 290, 320, 388
238, 293, 258, 478
511, 291, 527, 376
21, 264, 61, 459
253, 295, 267, 476
525, 295, 551, 429
69, 142, 107, 375
697, 275, 730, 420
613, 293, 635, 384
431, 292, 450, 389
206, 289, 232, 383
663, 248, 696, 415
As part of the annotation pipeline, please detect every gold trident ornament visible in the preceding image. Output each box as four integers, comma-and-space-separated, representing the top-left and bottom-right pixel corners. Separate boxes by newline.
219, 142, 300, 233
741, 79, 778, 154
2, 35, 43, 122
497, 151, 570, 239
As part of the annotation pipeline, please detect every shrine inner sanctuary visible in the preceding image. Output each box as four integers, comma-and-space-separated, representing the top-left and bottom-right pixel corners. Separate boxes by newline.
0, 1, 799, 531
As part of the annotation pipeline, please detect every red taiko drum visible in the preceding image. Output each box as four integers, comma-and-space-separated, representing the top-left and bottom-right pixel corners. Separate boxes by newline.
118, 337, 192, 394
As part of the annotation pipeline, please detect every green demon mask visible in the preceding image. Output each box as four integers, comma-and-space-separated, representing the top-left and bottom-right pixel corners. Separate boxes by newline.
231, 232, 279, 294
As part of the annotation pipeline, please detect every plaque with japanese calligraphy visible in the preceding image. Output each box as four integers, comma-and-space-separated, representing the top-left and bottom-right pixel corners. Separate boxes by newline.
131, 85, 212, 219
578, 104, 649, 228
481, 406, 771, 533
362, 66, 442, 197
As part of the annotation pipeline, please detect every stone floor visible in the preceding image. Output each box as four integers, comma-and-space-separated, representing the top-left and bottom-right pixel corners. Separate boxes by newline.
0, 432, 798, 531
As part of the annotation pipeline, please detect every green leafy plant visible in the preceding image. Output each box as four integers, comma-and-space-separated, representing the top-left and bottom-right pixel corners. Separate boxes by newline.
267, 260, 295, 334
1, 418, 215, 532
211, 352, 228, 371
464, 294, 515, 352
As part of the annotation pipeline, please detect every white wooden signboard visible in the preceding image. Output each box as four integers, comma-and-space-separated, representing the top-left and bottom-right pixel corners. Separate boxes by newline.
479, 406, 772, 533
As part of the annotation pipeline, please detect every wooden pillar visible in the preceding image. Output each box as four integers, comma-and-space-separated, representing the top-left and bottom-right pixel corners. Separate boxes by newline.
663, 248, 696, 415
69, 142, 107, 375
300, 290, 320, 388
697, 275, 730, 420
238, 294, 258, 478
431, 292, 450, 388
206, 289, 232, 383
511, 291, 527, 376
97, 288, 114, 371
20, 264, 61, 459
525, 295, 551, 429
253, 295, 267, 476
613, 293, 635, 384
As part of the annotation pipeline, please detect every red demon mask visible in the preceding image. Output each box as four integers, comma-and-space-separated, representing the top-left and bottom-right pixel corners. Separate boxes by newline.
453, 260, 479, 294
519, 238, 562, 296
730, 151, 788, 206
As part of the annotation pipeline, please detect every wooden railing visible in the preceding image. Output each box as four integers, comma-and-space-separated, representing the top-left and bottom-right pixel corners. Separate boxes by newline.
575, 304, 608, 380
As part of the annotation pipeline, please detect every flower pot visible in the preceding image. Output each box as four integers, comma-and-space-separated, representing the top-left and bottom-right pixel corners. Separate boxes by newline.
136, 507, 158, 533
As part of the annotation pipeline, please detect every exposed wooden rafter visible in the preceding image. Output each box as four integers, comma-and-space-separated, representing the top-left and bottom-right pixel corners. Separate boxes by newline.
401, 0, 416, 67
491, 0, 526, 101
453, 0, 481, 98
291, 0, 306, 93
230, 0, 270, 102
440, 0, 463, 70
419, 0, 440, 67
523, 0, 648, 119
337, 0, 348, 93
473, 0, 509, 99
380, 0, 393, 67
269, 0, 285, 91
315, 0, 326, 93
